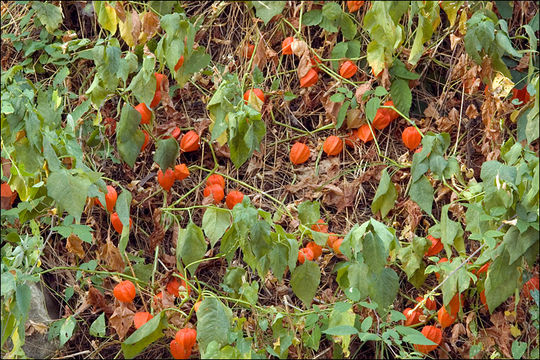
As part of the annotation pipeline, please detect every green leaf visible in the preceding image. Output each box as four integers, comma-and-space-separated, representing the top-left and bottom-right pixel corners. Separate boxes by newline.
322, 325, 359, 336
322, 2, 342, 21
291, 261, 321, 307
363, 232, 386, 274
439, 1, 463, 26
398, 236, 429, 288
202, 208, 232, 248
327, 304, 356, 357
368, 268, 399, 314
47, 170, 92, 222
303, 9, 322, 26
197, 297, 232, 351
116, 104, 145, 168
440, 204, 465, 256
182, 47, 211, 74
252, 1, 286, 25
89, 313, 106, 337
512, 340, 527, 359
485, 249, 520, 313
409, 175, 433, 215
371, 168, 397, 218
336, 100, 350, 129
59, 316, 76, 347
122, 312, 168, 359
365, 97, 380, 123
340, 14, 357, 40
177, 222, 207, 276
297, 201, 320, 226
32, 2, 63, 34
330, 93, 345, 102
390, 78, 411, 117
127, 56, 155, 105
222, 267, 246, 293
153, 138, 179, 171
390, 59, 420, 80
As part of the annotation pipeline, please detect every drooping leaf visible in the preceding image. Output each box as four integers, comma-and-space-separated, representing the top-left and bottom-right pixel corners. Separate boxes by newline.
291, 261, 321, 307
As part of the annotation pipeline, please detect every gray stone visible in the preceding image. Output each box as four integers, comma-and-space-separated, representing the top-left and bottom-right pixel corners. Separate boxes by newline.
21, 281, 61, 359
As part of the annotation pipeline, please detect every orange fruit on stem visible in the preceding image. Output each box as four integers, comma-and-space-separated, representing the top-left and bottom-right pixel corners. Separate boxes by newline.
226, 190, 244, 209
403, 307, 423, 326
203, 184, 225, 203
298, 247, 314, 264
425, 235, 443, 256
207, 174, 225, 189
180, 130, 200, 152
157, 168, 175, 192
174, 55, 185, 71
282, 37, 294, 55
135, 103, 152, 125
243, 88, 265, 104
111, 212, 132, 234
113, 280, 136, 303
133, 311, 153, 329
437, 306, 457, 328
402, 126, 422, 150
339, 60, 357, 79
323, 135, 343, 156
141, 130, 150, 152
300, 68, 318, 88
289, 142, 310, 165
332, 238, 343, 255
174, 164, 190, 181
306, 241, 322, 259
347, 1, 365, 12
96, 185, 117, 212
414, 326, 442, 354
357, 124, 374, 143
311, 219, 328, 233
416, 296, 437, 311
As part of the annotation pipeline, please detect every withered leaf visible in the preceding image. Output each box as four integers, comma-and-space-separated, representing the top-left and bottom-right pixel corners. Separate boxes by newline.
67, 234, 85, 259
87, 286, 114, 316
297, 52, 312, 79
355, 81, 372, 104
109, 305, 134, 340
252, 37, 269, 70
98, 239, 125, 273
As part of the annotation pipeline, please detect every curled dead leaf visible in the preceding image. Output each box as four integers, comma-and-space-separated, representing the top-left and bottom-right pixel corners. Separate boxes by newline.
109, 306, 134, 340
297, 52, 313, 79
67, 234, 85, 259
290, 39, 308, 56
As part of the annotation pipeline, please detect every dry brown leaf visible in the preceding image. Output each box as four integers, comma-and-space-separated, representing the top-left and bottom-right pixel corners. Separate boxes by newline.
346, 108, 364, 129
139, 11, 160, 43
297, 52, 312, 79
450, 323, 467, 353
252, 37, 268, 70
403, 199, 422, 231
98, 239, 125, 273
109, 305, 134, 340
322, 94, 342, 124
515, 53, 530, 72
290, 39, 308, 57
450, 33, 461, 50
424, 102, 440, 119
87, 286, 114, 316
355, 81, 373, 104
66, 234, 85, 259
465, 104, 479, 119
150, 209, 165, 252
379, 67, 391, 89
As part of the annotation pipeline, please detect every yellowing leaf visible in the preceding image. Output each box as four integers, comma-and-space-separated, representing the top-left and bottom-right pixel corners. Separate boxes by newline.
491, 72, 514, 98
510, 324, 521, 338
101, 4, 118, 34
